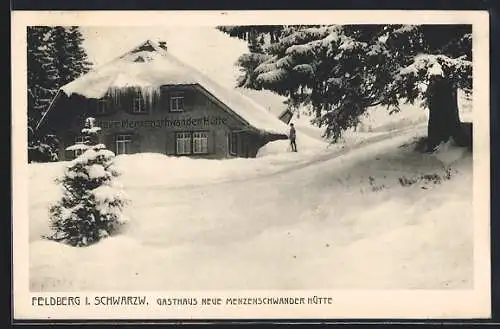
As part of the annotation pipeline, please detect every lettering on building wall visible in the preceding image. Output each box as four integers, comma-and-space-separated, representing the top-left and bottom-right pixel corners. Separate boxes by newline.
95, 116, 228, 129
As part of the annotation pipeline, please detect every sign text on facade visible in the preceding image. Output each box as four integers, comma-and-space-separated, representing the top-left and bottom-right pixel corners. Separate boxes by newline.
95, 116, 228, 129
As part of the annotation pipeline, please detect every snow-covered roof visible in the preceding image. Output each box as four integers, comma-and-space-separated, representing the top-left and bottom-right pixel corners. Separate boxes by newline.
49, 40, 289, 135
61, 40, 197, 98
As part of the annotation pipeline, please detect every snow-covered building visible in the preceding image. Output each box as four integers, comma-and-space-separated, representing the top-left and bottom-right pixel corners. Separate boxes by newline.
36, 40, 289, 160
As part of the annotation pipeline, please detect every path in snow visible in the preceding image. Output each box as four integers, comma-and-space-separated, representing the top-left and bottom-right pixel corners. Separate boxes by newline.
29, 126, 473, 291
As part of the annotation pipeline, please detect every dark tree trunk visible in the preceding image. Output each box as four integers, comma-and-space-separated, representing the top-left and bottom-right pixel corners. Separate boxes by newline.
426, 77, 472, 151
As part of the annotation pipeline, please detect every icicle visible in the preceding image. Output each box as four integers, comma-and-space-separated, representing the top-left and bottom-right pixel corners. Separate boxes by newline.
108, 87, 123, 106
139, 85, 161, 109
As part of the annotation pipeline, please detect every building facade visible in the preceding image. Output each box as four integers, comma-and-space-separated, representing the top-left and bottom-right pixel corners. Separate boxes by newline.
36, 40, 289, 160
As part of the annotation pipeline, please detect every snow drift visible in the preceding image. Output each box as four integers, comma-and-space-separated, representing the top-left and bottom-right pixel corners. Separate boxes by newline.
29, 125, 473, 291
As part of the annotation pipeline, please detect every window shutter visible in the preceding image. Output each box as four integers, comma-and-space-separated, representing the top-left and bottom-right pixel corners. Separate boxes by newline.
159, 87, 170, 111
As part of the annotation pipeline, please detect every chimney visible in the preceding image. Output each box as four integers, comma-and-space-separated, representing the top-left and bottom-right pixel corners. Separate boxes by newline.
158, 41, 167, 51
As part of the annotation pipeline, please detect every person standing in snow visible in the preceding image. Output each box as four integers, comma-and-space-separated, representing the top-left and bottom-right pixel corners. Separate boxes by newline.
289, 123, 297, 152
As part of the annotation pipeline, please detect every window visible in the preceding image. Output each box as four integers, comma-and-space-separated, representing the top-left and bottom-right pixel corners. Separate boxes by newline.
193, 132, 208, 154
73, 136, 86, 157
175, 131, 209, 155
97, 99, 109, 114
132, 95, 147, 113
229, 132, 238, 156
116, 134, 132, 155
176, 132, 192, 155
170, 95, 184, 112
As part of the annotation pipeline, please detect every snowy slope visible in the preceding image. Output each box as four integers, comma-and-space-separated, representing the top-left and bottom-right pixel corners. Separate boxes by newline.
29, 124, 472, 291
27, 28, 473, 291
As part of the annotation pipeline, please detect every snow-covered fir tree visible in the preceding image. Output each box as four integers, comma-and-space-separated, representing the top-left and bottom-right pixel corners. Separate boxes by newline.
27, 27, 61, 162
48, 117, 128, 247
27, 26, 93, 162
219, 24, 472, 150
27, 27, 59, 130
53, 26, 92, 86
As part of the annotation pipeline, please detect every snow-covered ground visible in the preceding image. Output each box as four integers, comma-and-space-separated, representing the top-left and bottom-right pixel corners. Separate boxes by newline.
29, 121, 473, 291
27, 27, 474, 292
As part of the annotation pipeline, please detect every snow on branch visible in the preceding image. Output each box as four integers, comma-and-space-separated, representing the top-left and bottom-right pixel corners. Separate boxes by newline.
392, 25, 419, 36
399, 53, 472, 81
286, 44, 315, 57
366, 42, 389, 57
285, 29, 342, 57
82, 126, 102, 134
256, 68, 289, 85
71, 149, 99, 166
267, 25, 340, 54
66, 144, 89, 151
97, 149, 115, 160
338, 36, 367, 51
87, 164, 109, 180
275, 56, 295, 69
254, 57, 278, 75
379, 25, 419, 43
293, 64, 315, 76
307, 32, 343, 56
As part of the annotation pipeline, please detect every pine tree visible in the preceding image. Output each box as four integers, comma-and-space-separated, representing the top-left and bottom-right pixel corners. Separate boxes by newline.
234, 52, 273, 88
378, 25, 472, 150
53, 26, 92, 86
27, 26, 61, 162
47, 117, 128, 247
27, 26, 59, 121
67, 26, 92, 78
222, 24, 472, 150
27, 26, 93, 162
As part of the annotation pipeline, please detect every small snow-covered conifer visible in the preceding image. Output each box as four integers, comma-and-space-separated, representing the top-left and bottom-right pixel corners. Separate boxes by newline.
48, 117, 128, 247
